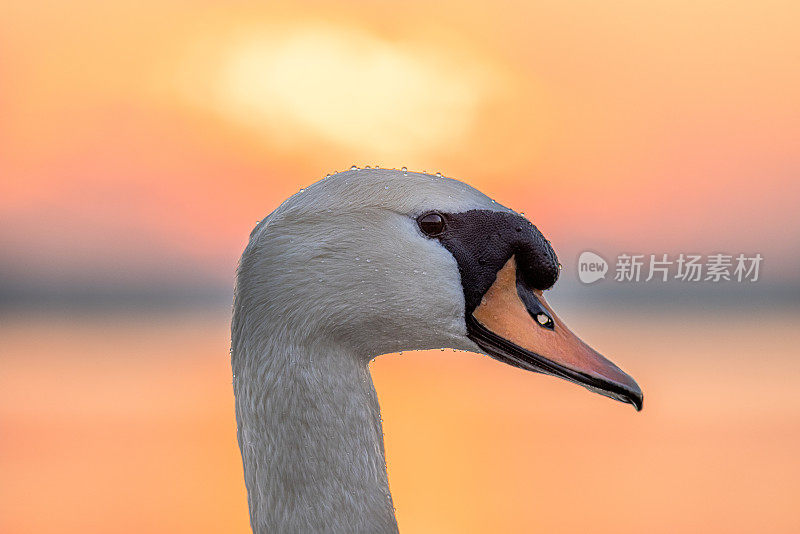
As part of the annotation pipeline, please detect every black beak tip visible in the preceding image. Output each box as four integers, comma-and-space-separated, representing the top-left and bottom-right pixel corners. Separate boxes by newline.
609, 371, 643, 412
626, 385, 644, 412
605, 384, 643, 411
631, 395, 644, 412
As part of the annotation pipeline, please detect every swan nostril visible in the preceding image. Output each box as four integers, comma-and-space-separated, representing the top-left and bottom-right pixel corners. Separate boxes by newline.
535, 313, 554, 329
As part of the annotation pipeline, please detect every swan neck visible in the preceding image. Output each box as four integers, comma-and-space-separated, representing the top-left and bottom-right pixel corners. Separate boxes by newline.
232, 334, 398, 533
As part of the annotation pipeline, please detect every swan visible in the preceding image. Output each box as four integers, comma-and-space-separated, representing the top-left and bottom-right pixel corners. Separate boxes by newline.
231, 168, 642, 533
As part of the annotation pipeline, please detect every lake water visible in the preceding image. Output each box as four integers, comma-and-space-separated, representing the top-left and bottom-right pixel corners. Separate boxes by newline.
2, 306, 799, 533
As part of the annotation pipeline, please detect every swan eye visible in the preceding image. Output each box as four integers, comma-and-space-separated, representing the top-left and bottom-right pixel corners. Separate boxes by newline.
417, 212, 445, 236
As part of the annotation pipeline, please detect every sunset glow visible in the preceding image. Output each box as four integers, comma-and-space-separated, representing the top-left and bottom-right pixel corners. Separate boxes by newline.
204, 24, 492, 158
2, 0, 799, 532
3, 1, 799, 283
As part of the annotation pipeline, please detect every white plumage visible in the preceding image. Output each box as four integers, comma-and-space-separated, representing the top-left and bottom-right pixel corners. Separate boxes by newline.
231, 167, 642, 533
231, 169, 506, 532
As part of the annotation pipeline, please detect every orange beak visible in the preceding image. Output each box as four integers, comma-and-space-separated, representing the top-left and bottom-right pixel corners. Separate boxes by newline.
467, 256, 643, 411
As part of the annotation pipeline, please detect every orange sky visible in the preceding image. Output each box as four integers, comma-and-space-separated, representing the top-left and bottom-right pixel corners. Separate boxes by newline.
2, 4, 800, 532
2, 0, 799, 286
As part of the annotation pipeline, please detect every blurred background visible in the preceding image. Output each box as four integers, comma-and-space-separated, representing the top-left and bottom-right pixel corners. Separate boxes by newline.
2, 1, 799, 532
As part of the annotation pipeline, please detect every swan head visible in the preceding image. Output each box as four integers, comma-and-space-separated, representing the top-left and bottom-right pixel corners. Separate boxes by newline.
236, 168, 642, 411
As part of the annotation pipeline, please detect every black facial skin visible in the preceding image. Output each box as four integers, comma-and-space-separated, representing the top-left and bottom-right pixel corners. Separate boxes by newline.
416, 209, 644, 411
417, 209, 559, 315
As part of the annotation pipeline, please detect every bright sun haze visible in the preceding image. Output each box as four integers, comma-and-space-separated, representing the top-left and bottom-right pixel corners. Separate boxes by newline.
1, 0, 799, 533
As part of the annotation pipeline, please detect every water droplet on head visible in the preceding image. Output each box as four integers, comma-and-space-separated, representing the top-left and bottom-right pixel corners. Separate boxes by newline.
401, 166, 408, 175
435, 172, 442, 177
365, 165, 371, 169
350, 165, 358, 170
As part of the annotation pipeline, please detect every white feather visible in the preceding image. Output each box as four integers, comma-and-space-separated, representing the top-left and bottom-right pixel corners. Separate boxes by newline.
231, 169, 507, 532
